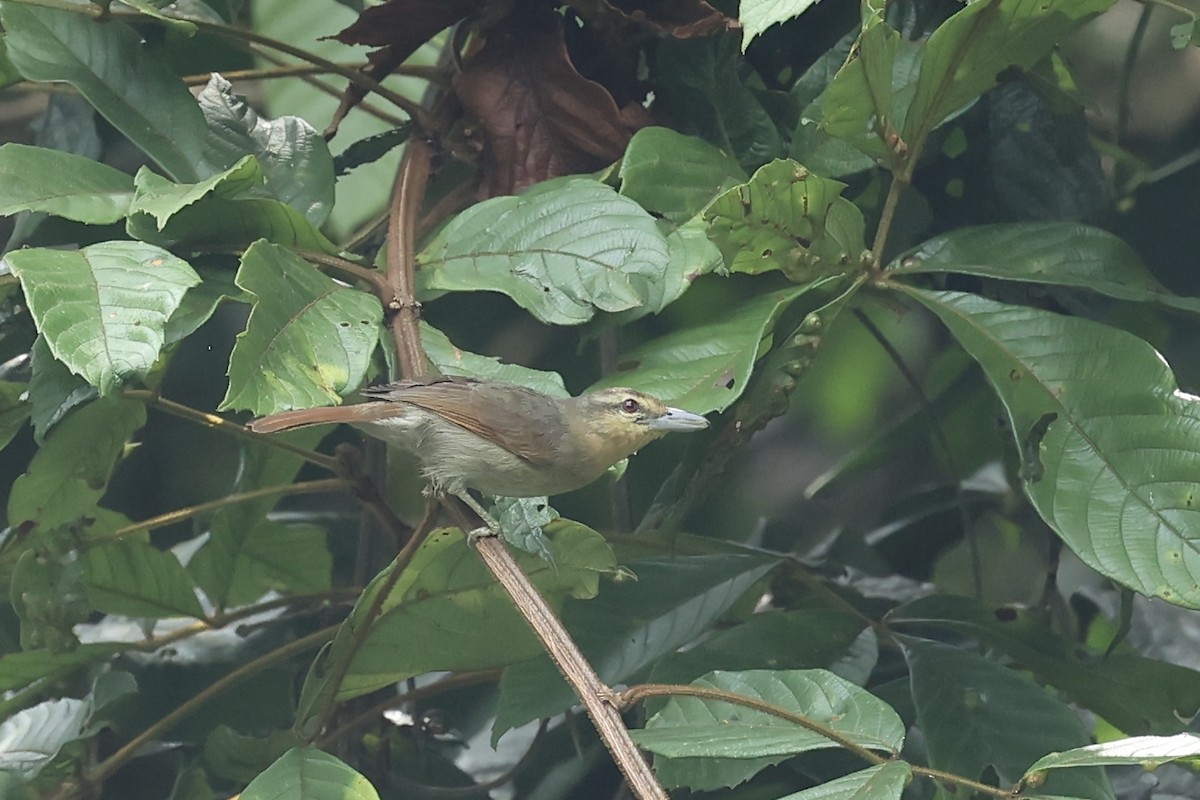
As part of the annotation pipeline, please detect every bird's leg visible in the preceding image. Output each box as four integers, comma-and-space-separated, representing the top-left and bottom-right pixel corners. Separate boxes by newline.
454, 491, 501, 542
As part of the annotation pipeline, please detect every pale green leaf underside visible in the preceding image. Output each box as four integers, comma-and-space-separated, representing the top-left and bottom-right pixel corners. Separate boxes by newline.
6, 242, 200, 394
417, 177, 671, 325
901, 287, 1200, 608
1025, 733, 1200, 775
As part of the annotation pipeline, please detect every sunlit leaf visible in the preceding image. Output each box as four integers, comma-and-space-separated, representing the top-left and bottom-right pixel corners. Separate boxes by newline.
242, 748, 380, 800
1025, 733, 1200, 775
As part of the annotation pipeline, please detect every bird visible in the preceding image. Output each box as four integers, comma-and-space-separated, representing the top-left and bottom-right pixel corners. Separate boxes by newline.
248, 375, 709, 502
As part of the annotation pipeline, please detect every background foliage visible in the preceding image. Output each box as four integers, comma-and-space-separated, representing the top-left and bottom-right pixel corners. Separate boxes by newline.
1, 0, 1199, 798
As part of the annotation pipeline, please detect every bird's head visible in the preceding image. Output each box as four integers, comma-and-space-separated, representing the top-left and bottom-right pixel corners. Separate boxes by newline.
566, 387, 709, 469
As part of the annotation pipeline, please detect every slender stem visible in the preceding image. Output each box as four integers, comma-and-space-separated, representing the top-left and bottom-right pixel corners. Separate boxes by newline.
92, 478, 348, 545
289, 249, 388, 292
910, 765, 1017, 799
86, 626, 338, 785
870, 174, 909, 269
182, 62, 446, 88
122, 389, 342, 473
472, 538, 669, 800
249, 47, 409, 129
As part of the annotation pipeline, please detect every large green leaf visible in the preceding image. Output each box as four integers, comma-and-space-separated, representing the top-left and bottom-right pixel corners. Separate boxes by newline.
417, 177, 671, 325
889, 595, 1200, 735
7, 398, 145, 532
495, 554, 775, 739
241, 748, 380, 800
592, 282, 830, 413
704, 159, 866, 281
422, 322, 567, 397
5, 242, 200, 395
0, 143, 133, 224
778, 762, 911, 800
82, 540, 204, 618
127, 157, 263, 229
197, 74, 335, 226
632, 670, 904, 776
905, 639, 1114, 800
617, 127, 746, 223
891, 223, 1200, 314
221, 241, 382, 415
903, 0, 1114, 153
0, 3, 208, 181
900, 288, 1200, 607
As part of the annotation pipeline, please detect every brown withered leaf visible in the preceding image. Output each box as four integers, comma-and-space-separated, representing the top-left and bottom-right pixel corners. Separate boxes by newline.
565, 0, 737, 39
323, 0, 479, 137
454, 5, 645, 197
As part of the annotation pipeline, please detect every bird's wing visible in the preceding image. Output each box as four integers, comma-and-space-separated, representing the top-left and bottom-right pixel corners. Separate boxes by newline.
363, 378, 564, 467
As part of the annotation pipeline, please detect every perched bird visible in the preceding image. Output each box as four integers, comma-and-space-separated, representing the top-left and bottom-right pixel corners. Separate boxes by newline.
248, 376, 709, 498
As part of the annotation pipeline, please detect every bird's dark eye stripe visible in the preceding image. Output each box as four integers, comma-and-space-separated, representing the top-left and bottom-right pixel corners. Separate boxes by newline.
621, 397, 640, 414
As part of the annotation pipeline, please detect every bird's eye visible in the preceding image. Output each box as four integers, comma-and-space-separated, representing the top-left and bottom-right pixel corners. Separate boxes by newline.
621, 397, 641, 414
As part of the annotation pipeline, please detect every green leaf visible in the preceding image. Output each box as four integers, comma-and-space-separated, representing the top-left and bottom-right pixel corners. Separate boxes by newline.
0, 4, 208, 182
618, 127, 746, 223
7, 398, 145, 531
740, 0, 827, 50
779, 762, 911, 800
0, 644, 122, 695
28, 335, 96, 443
704, 159, 866, 281
899, 288, 1200, 608
417, 177, 671, 326
311, 524, 615, 704
892, 222, 1200, 314
888, 595, 1200, 736
163, 268, 244, 346
128, 157, 263, 229
656, 35, 785, 171
0, 380, 29, 454
593, 282, 830, 413
197, 74, 335, 226
6, 242, 200, 395
495, 555, 775, 739
789, 31, 879, 178
82, 540, 204, 618
0, 143, 133, 224
221, 241, 382, 415
241, 748, 380, 800
118, 0, 198, 34
633, 669, 904, 762
188, 427, 327, 608
903, 0, 1114, 152
422, 322, 567, 397
905, 638, 1114, 800
492, 496, 559, 564
820, 11, 922, 170
1025, 733, 1200, 775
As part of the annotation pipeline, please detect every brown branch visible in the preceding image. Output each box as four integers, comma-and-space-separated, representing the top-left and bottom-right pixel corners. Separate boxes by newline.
472, 538, 669, 800
386, 135, 435, 377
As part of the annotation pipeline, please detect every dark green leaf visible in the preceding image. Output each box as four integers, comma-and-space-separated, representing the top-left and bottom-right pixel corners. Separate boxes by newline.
493, 496, 558, 564
0, 143, 132, 224
704, 159, 867, 281
0, 645, 122, 695
0, 380, 29, 454
900, 288, 1200, 608
6, 242, 200, 394
888, 595, 1200, 736
892, 222, 1200, 314
221, 241, 382, 415
618, 127, 746, 223
417, 178, 671, 326
241, 748, 380, 800
82, 540, 204, 618
7, 398, 145, 531
28, 335, 96, 443
903, 0, 1114, 152
905, 638, 1114, 800
0, 4, 208, 181
422, 322, 567, 397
